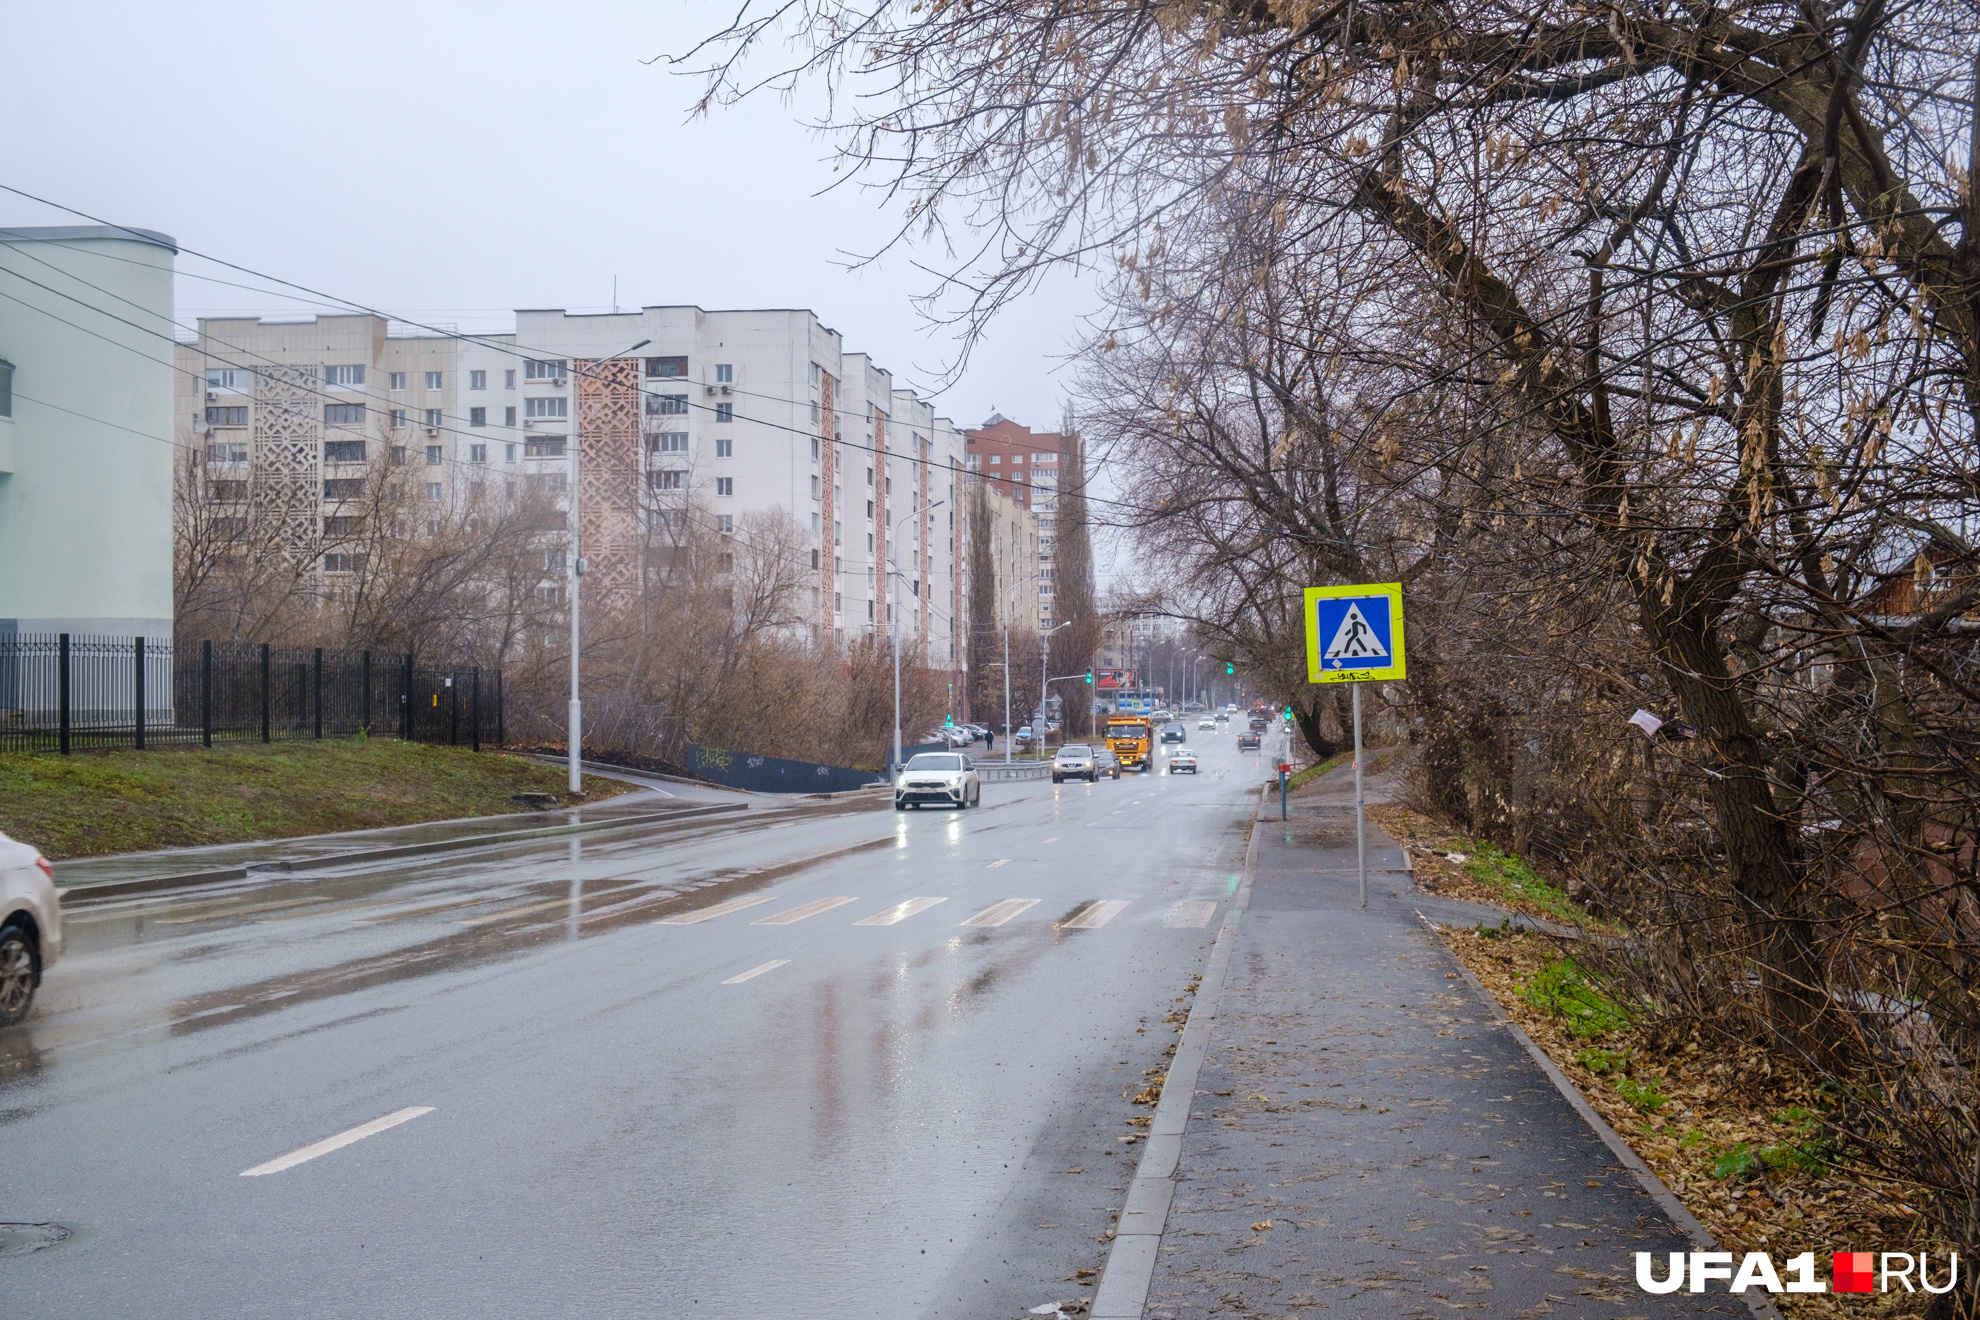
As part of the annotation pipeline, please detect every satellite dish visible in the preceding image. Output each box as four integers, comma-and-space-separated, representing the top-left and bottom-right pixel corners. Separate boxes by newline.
192, 419, 210, 434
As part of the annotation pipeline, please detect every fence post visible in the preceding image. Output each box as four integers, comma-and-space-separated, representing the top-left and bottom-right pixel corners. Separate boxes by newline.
495, 670, 503, 747
201, 640, 212, 748
361, 650, 371, 734
58, 633, 70, 755
449, 674, 459, 746
313, 648, 324, 739
260, 643, 271, 743
471, 667, 481, 753
400, 653, 412, 741
133, 636, 146, 751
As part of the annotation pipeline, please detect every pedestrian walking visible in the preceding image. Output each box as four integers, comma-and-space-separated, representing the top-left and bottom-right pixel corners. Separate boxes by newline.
986, 729, 995, 752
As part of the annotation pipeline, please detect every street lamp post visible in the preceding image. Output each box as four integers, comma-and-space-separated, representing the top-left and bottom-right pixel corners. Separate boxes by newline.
567, 336, 650, 794
1038, 620, 1071, 747
890, 499, 944, 776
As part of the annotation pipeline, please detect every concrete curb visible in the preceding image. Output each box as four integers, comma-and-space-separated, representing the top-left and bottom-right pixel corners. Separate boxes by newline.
1424, 912, 1785, 1320
58, 802, 748, 902
1090, 783, 1268, 1319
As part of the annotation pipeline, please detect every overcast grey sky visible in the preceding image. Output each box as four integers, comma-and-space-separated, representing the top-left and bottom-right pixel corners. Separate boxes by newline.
1, 0, 1090, 434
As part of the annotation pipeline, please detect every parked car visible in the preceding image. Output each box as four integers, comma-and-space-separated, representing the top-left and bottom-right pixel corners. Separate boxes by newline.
1197, 716, 1217, 730
1052, 744, 1098, 784
895, 753, 982, 810
1092, 748, 1123, 779
1014, 726, 1035, 748
1237, 730, 1262, 751
1161, 722, 1186, 743
0, 830, 61, 1026
1168, 748, 1199, 774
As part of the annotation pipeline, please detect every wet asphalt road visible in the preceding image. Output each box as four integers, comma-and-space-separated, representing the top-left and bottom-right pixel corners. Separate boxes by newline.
1, 736, 1267, 1318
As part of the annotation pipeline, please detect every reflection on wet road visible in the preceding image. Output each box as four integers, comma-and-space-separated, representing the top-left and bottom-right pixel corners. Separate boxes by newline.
1, 739, 1271, 1318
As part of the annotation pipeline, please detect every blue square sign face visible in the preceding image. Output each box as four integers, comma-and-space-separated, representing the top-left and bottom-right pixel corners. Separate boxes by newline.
1304, 583, 1406, 683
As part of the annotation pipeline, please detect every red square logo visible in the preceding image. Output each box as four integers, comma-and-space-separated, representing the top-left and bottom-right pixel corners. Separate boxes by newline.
1834, 1251, 1875, 1293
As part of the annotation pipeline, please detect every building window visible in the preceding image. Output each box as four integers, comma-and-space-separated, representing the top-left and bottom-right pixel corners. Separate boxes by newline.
648, 470, 684, 491
715, 363, 733, 383
810, 436, 820, 459
526, 472, 567, 492
866, 467, 874, 486
717, 514, 734, 533
389, 372, 406, 391
719, 552, 735, 573
504, 406, 517, 426
391, 409, 406, 428
423, 408, 442, 427
810, 474, 820, 497
524, 358, 566, 380
525, 436, 567, 458
324, 515, 360, 536
205, 441, 248, 465
716, 438, 732, 457
645, 356, 688, 378
867, 533, 874, 553
648, 432, 689, 454
324, 477, 366, 499
716, 477, 734, 496
323, 439, 366, 464
866, 500, 874, 519
469, 406, 486, 427
324, 403, 366, 425
425, 445, 443, 465
834, 592, 842, 613
714, 402, 734, 423
504, 369, 516, 388
205, 406, 248, 426
834, 520, 842, 546
469, 370, 486, 390
469, 443, 487, 463
425, 482, 443, 500
988, 454, 1001, 464
868, 600, 875, 621
205, 367, 244, 392
323, 552, 367, 573
504, 443, 517, 461
390, 445, 407, 465
525, 397, 567, 420
645, 394, 688, 416
425, 371, 443, 390
210, 479, 249, 502
325, 365, 365, 387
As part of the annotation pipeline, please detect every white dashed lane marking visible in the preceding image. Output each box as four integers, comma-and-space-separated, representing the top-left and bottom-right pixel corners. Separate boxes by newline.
752, 897, 857, 925
241, 1106, 434, 1177
722, 960, 789, 984
655, 895, 775, 925
854, 897, 948, 926
960, 899, 1040, 927
986, 858, 1011, 869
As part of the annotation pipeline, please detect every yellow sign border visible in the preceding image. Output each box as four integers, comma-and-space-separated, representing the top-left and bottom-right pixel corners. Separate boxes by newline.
1304, 582, 1406, 684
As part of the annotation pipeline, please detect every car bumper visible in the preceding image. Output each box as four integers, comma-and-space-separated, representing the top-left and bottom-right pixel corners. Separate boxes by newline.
897, 784, 967, 804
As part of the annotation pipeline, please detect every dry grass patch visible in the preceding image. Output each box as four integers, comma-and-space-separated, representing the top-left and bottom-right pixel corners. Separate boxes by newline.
1441, 924, 1940, 1317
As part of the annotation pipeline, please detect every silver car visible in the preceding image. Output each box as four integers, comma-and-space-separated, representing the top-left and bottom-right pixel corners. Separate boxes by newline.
1052, 744, 1098, 783
895, 752, 982, 810
0, 829, 62, 1026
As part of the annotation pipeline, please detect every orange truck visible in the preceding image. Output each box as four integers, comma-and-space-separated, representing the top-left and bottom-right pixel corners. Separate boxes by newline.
1105, 716, 1153, 771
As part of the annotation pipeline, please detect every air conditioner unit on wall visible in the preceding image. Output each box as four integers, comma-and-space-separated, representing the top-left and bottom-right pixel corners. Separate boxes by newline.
705, 385, 718, 396
553, 376, 567, 388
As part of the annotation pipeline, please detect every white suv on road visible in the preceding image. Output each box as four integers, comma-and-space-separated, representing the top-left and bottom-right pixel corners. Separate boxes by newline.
895, 753, 982, 810
0, 829, 61, 1026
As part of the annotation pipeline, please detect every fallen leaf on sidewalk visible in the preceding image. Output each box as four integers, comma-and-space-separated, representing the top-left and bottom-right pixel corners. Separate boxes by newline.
1252, 1220, 1274, 1231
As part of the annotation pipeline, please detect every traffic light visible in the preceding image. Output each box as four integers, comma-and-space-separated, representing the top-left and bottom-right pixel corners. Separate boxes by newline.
1284, 705, 1293, 721
945, 715, 954, 727
1084, 669, 1093, 684
1225, 662, 1235, 675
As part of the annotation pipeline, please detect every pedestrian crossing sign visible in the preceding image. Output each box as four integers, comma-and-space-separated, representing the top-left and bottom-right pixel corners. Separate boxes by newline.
1304, 583, 1406, 684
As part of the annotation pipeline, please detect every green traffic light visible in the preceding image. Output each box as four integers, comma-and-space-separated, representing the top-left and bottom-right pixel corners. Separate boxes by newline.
1085, 671, 1093, 684
1225, 663, 1235, 675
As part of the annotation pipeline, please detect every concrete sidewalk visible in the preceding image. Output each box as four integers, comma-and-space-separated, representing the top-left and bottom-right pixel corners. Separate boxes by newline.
1123, 765, 1747, 1318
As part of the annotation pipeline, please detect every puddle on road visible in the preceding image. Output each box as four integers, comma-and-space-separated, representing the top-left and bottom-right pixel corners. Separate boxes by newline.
0, 1222, 72, 1256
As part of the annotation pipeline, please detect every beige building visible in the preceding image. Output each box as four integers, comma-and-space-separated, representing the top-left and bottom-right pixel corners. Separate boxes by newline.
973, 478, 1039, 632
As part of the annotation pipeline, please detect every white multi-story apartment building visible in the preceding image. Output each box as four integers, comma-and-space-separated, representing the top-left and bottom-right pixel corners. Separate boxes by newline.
510, 307, 969, 669
174, 306, 974, 676
174, 314, 523, 573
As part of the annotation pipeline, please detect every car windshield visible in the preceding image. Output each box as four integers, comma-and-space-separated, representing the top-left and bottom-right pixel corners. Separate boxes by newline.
1108, 723, 1150, 739
1057, 746, 1091, 756
904, 754, 962, 771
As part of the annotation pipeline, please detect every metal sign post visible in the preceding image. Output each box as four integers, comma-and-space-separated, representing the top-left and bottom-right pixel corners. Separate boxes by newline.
1303, 583, 1408, 911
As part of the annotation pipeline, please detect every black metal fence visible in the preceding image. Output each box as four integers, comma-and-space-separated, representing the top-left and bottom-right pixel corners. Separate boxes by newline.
0, 634, 501, 754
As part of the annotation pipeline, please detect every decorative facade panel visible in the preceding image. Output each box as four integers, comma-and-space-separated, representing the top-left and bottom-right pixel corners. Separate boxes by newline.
818, 371, 836, 649
576, 357, 642, 607
252, 364, 323, 567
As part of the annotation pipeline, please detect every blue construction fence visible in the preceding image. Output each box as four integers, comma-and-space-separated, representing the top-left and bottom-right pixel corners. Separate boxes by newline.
685, 741, 951, 794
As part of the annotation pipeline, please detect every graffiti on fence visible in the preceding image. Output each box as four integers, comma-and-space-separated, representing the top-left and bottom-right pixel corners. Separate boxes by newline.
686, 745, 879, 794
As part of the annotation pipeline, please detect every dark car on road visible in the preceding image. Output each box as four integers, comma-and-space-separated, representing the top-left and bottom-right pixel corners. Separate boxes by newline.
1237, 730, 1262, 751
1160, 722, 1185, 743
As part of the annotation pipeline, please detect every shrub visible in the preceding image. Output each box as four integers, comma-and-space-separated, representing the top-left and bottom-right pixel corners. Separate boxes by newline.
1519, 957, 1630, 1038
